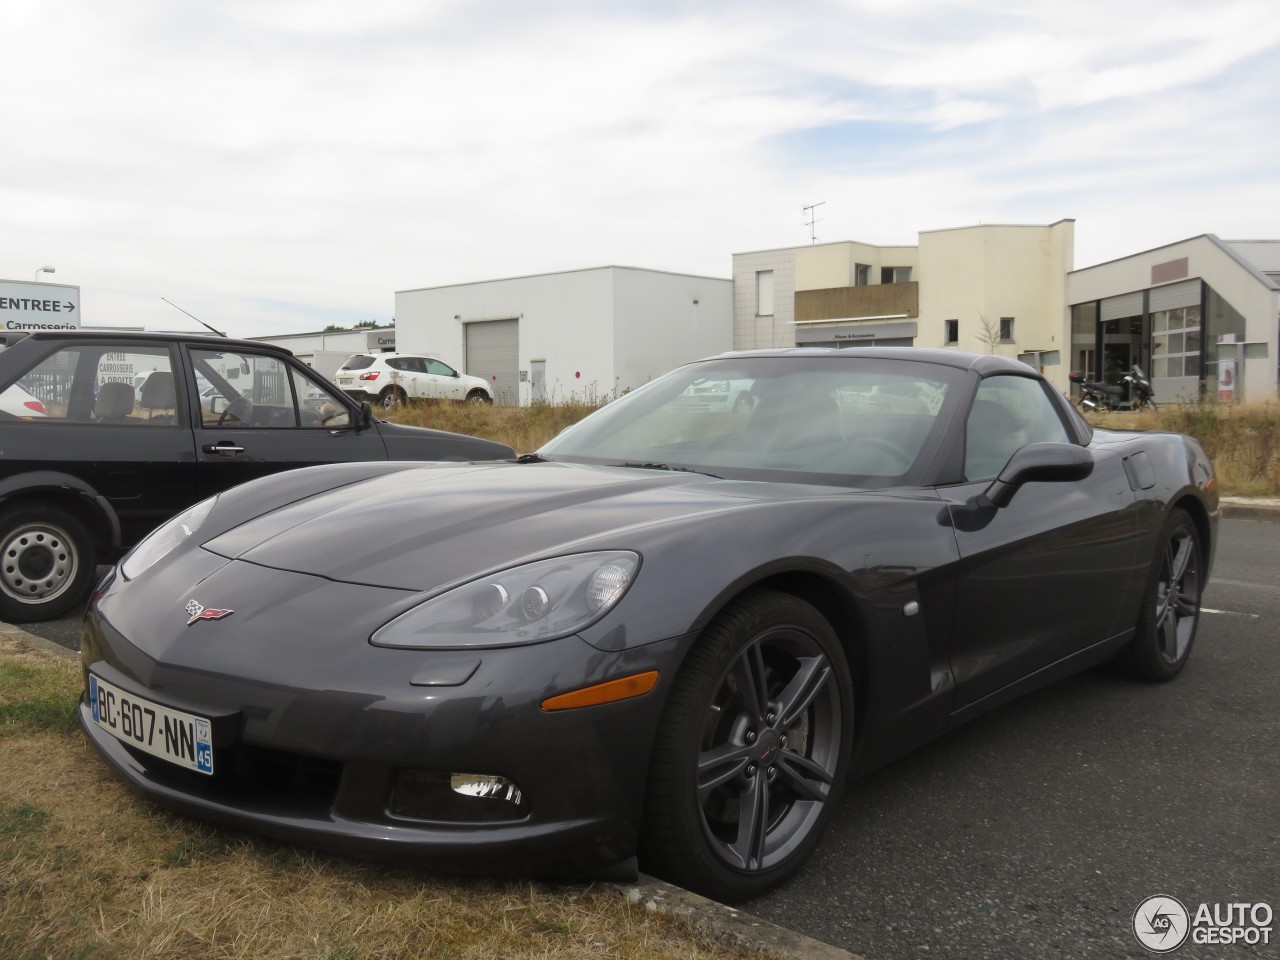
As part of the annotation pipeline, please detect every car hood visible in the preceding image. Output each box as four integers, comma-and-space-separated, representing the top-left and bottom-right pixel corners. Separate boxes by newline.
201, 461, 865, 592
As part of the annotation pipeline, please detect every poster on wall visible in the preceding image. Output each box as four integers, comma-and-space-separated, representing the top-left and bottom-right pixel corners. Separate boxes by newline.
1218, 360, 1237, 404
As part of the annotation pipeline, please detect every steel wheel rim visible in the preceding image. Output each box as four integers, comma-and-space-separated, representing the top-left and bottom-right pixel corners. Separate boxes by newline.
0, 522, 78, 606
696, 626, 843, 873
1155, 528, 1201, 665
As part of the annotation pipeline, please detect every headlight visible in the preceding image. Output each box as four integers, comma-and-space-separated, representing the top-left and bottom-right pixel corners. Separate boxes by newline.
371, 551, 639, 649
120, 496, 218, 581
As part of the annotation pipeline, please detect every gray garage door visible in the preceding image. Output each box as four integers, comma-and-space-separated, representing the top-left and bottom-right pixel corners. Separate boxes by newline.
465, 319, 519, 405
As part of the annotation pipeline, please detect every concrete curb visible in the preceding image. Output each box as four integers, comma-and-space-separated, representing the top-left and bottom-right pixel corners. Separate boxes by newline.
608, 878, 863, 960
1220, 497, 1280, 523
0, 621, 78, 660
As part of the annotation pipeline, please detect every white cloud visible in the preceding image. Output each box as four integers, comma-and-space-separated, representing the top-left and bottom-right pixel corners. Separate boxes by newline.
1, 1, 1277, 336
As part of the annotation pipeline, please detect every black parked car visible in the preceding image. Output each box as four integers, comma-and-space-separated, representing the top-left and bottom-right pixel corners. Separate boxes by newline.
79, 349, 1217, 902
0, 330, 514, 622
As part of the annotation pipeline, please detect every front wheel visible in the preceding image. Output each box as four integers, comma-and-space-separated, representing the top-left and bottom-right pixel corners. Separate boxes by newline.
1112, 508, 1203, 681
0, 504, 97, 623
641, 589, 853, 902
465, 389, 493, 405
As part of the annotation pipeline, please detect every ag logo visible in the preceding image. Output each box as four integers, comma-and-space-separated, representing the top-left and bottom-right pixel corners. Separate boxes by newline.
1133, 895, 1190, 953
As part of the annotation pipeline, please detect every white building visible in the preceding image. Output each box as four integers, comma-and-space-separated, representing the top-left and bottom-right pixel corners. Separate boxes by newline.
1067, 236, 1279, 403
395, 266, 732, 405
735, 220, 1076, 388
250, 327, 396, 378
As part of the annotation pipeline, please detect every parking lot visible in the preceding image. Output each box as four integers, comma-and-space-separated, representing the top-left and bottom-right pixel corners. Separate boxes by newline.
12, 518, 1278, 960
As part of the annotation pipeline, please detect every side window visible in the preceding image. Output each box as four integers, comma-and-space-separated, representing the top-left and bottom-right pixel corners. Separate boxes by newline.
0, 344, 178, 426
191, 349, 299, 428
965, 375, 1070, 480
424, 358, 455, 377
291, 368, 351, 428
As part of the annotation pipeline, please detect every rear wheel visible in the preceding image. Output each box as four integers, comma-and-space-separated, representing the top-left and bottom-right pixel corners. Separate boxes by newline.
378, 386, 406, 410
1113, 508, 1203, 681
641, 589, 853, 902
0, 504, 97, 623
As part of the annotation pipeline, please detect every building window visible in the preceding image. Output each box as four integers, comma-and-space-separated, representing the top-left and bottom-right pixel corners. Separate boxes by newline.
1151, 306, 1202, 379
881, 266, 912, 284
945, 319, 958, 344
855, 264, 870, 286
999, 317, 1015, 342
756, 270, 774, 316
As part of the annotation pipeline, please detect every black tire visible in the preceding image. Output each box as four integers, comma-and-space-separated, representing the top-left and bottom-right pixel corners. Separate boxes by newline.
0, 504, 97, 623
378, 386, 405, 410
640, 589, 853, 902
1112, 508, 1203, 681
465, 389, 492, 405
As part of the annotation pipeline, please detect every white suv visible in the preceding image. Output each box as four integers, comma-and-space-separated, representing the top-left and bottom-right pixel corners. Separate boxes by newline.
334, 353, 494, 408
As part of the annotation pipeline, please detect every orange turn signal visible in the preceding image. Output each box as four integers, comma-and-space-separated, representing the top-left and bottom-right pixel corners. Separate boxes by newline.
541, 671, 660, 712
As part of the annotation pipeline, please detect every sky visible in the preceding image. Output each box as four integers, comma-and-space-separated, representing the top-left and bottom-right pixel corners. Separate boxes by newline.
3, 0, 1278, 339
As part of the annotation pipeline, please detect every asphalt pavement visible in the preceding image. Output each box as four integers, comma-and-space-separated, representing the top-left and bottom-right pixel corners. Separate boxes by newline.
9, 510, 1279, 960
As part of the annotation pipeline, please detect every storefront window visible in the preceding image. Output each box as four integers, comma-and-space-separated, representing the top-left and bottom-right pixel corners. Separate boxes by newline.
1151, 306, 1202, 379
1204, 288, 1248, 394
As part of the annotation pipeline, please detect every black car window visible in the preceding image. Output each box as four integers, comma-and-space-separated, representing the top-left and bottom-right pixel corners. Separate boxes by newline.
191, 349, 300, 428
0, 344, 179, 426
290, 367, 351, 428
339, 355, 375, 371
964, 375, 1071, 480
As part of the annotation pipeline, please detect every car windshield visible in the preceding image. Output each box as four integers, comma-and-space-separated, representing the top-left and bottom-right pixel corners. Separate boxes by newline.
540, 355, 964, 487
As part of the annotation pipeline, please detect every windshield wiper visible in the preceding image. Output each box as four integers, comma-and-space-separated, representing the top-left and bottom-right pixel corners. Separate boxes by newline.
617, 461, 722, 479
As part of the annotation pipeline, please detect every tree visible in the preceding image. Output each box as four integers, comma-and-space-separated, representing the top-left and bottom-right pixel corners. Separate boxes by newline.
322, 324, 346, 333
975, 315, 1003, 354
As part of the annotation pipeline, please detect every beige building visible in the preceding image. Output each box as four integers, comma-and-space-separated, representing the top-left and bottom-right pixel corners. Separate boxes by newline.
734, 220, 1076, 388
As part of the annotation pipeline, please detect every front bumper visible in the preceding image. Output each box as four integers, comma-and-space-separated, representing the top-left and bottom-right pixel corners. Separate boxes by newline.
80, 556, 682, 879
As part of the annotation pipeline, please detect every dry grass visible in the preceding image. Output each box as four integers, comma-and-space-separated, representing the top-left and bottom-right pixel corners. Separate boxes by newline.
1087, 401, 1280, 497
0, 639, 761, 960
384, 400, 600, 457
389, 396, 1280, 498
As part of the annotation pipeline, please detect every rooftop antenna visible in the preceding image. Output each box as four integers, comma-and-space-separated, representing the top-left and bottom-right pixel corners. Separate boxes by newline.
162, 297, 226, 337
803, 201, 826, 244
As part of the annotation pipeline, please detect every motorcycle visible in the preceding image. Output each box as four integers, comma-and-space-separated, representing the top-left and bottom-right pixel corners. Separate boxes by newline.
1070, 365, 1158, 412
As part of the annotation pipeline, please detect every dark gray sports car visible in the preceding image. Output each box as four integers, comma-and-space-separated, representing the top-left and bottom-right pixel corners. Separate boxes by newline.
79, 348, 1217, 902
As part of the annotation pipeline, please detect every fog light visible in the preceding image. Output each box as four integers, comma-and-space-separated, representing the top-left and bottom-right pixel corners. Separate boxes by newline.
391, 770, 528, 822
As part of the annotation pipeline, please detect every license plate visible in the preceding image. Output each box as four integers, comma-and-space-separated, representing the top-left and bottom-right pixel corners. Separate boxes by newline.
337, 377, 352, 386
88, 674, 214, 775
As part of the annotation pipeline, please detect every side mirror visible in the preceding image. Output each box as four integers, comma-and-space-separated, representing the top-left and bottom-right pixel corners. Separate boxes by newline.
982, 443, 1094, 508
359, 401, 374, 430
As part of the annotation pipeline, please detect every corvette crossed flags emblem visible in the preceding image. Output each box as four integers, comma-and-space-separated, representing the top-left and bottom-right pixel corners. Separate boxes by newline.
185, 599, 233, 626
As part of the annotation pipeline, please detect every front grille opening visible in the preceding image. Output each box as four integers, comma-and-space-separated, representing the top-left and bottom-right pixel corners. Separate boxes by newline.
127, 742, 342, 816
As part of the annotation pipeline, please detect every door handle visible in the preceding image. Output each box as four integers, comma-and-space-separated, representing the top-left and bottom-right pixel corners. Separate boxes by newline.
202, 441, 245, 456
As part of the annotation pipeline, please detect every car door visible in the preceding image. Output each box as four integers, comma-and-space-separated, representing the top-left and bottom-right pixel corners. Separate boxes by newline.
187, 346, 388, 499
941, 374, 1138, 712
424, 357, 466, 399
0, 340, 197, 548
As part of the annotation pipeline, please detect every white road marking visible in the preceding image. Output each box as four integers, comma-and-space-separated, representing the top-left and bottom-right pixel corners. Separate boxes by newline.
1203, 608, 1260, 619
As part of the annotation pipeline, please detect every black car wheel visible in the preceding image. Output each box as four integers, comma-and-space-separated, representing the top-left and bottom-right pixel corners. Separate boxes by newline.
1113, 508, 1203, 681
641, 589, 853, 902
465, 389, 492, 405
0, 504, 96, 623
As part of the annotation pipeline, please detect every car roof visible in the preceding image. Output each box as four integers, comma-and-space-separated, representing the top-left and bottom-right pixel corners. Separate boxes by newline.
0, 329, 295, 357
698, 346, 1040, 377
